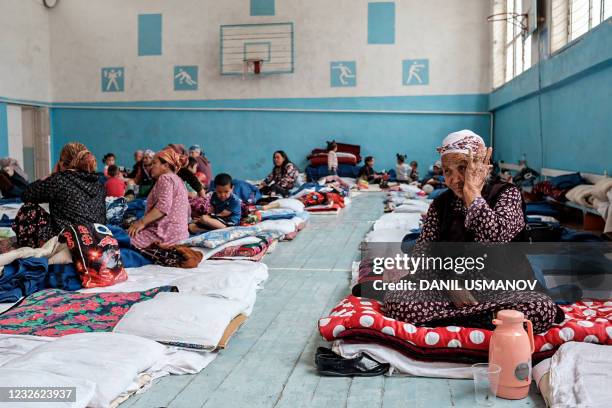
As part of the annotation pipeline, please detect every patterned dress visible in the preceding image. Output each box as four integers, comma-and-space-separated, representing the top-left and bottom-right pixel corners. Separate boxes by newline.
13, 171, 106, 248
261, 163, 298, 196
131, 172, 189, 249
383, 187, 563, 333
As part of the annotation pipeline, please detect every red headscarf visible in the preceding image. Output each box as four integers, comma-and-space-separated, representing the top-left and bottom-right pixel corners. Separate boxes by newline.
157, 148, 188, 173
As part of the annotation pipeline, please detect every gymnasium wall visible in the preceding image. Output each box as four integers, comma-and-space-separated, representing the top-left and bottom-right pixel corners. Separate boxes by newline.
0, 0, 52, 156
45, 0, 491, 178
491, 18, 612, 175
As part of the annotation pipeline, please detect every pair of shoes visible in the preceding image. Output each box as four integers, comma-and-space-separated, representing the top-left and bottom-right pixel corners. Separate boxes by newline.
315, 347, 390, 377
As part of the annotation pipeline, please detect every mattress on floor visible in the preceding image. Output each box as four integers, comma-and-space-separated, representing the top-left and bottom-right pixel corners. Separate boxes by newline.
333, 339, 473, 379
318, 295, 612, 364
0, 332, 215, 408
533, 342, 612, 408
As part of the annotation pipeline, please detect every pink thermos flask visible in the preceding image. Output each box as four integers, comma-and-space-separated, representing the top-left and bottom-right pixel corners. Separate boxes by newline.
488, 310, 535, 399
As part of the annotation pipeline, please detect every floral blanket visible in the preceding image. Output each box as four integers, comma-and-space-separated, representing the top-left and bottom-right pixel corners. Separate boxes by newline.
0, 286, 175, 337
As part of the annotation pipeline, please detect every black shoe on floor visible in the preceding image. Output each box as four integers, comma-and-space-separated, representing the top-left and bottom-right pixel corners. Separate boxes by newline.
315, 347, 390, 377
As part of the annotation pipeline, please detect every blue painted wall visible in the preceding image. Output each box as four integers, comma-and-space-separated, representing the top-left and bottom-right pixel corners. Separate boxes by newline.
0, 103, 8, 157
250, 0, 275, 16
491, 19, 612, 175
368, 2, 395, 44
51, 95, 490, 179
138, 14, 162, 56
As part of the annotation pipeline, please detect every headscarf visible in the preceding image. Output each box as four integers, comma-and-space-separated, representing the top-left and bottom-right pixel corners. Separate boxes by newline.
189, 145, 202, 154
436, 129, 485, 157
157, 148, 188, 173
57, 142, 97, 173
143, 149, 155, 158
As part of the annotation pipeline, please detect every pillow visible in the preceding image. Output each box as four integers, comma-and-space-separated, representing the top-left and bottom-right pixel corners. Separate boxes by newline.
113, 293, 248, 350
3, 332, 166, 408
258, 219, 297, 235
105, 197, 127, 225
373, 213, 422, 231
274, 198, 305, 213
58, 223, 127, 288
260, 208, 297, 221
0, 368, 96, 408
181, 225, 262, 249
169, 268, 258, 301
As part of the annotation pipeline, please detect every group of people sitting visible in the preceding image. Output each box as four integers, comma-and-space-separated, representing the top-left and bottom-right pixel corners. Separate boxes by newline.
6, 144, 303, 255
1, 128, 563, 333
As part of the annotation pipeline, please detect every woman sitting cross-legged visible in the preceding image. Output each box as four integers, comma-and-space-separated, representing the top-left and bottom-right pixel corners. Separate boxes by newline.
12, 142, 106, 248
382, 130, 564, 333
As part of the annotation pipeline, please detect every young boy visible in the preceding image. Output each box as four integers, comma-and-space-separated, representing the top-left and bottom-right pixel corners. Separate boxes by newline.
105, 165, 126, 197
189, 173, 242, 233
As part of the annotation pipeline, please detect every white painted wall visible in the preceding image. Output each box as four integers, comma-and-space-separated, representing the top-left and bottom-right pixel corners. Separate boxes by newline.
47, 0, 491, 102
6, 105, 23, 165
0, 0, 52, 102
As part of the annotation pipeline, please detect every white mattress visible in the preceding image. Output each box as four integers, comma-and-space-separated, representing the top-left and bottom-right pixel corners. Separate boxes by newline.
333, 340, 473, 379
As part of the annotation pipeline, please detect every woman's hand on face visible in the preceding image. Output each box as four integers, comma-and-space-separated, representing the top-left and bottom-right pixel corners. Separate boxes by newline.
128, 219, 145, 237
463, 146, 493, 206
448, 289, 479, 308
198, 189, 207, 198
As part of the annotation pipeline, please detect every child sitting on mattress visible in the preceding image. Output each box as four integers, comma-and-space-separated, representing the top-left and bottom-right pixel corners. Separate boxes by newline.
189, 173, 242, 233
358, 156, 388, 187
395, 154, 410, 182
409, 160, 419, 181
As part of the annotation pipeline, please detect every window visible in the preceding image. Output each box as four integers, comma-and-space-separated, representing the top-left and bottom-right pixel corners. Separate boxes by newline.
495, 0, 532, 87
551, 0, 611, 52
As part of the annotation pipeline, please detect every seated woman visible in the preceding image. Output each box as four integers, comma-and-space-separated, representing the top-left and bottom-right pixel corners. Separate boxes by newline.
166, 144, 206, 198
12, 142, 106, 248
0, 158, 29, 198
258, 150, 298, 197
189, 145, 212, 189
383, 130, 563, 333
128, 148, 189, 249
129, 149, 155, 197
421, 160, 445, 188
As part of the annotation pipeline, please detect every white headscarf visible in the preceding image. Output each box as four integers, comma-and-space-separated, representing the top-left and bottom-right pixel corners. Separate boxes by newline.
437, 129, 485, 156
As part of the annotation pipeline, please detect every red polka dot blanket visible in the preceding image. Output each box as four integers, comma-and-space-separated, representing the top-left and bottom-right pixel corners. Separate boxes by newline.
318, 296, 612, 363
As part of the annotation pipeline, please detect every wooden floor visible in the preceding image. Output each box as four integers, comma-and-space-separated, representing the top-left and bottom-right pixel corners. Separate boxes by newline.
121, 193, 546, 408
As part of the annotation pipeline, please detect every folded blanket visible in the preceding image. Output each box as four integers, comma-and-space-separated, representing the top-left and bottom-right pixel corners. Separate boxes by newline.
592, 177, 612, 201
0, 257, 48, 303
0, 286, 175, 336
181, 225, 263, 249
565, 184, 595, 207
539, 342, 612, 407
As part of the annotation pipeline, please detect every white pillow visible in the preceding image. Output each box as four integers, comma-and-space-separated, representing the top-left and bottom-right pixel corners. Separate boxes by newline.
373, 213, 422, 231
364, 229, 409, 243
170, 269, 258, 302
3, 332, 166, 408
258, 219, 297, 235
113, 293, 247, 350
0, 368, 95, 408
274, 198, 305, 212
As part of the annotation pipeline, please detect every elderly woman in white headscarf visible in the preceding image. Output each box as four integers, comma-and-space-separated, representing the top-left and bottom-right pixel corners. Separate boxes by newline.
383, 130, 563, 334
419, 129, 526, 242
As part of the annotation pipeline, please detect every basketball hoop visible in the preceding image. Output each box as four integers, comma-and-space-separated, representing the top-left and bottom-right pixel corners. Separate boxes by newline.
243, 59, 264, 79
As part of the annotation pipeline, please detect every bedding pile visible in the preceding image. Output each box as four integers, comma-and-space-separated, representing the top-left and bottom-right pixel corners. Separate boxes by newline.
0, 259, 269, 407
